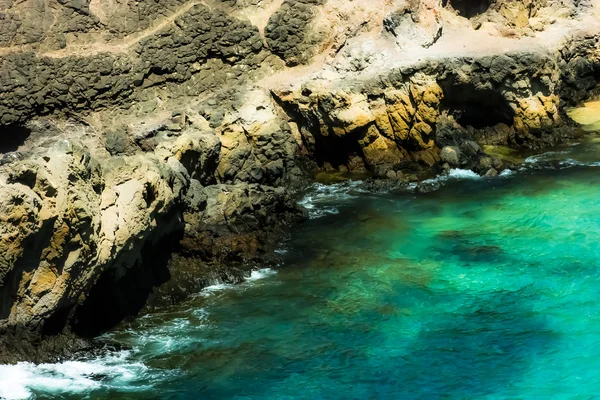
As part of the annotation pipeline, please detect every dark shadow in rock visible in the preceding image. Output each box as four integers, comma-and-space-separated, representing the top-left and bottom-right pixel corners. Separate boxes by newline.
144, 254, 252, 310
270, 90, 368, 172
444, 0, 491, 18
440, 82, 515, 129
0, 124, 31, 154
312, 125, 366, 170
531, 77, 551, 96
71, 211, 184, 338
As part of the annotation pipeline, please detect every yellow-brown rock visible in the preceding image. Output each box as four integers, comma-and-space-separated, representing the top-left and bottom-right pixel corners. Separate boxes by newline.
359, 125, 407, 168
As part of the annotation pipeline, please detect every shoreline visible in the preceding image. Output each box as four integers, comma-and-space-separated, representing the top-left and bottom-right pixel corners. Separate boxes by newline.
2, 129, 599, 365
2, 135, 600, 396
1, 0, 600, 364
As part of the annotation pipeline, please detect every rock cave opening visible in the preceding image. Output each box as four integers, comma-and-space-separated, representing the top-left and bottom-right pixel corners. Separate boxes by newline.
71, 216, 184, 338
443, 0, 491, 18
440, 83, 515, 129
70, 263, 157, 337
42, 307, 73, 336
0, 124, 31, 154
312, 128, 366, 171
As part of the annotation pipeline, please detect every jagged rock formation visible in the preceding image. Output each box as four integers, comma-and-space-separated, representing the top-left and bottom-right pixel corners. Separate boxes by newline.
273, 38, 600, 177
0, 90, 307, 361
0, 0, 599, 362
265, 0, 327, 66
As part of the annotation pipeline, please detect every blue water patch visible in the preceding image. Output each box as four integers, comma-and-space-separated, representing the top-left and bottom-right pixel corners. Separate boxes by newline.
5, 139, 600, 399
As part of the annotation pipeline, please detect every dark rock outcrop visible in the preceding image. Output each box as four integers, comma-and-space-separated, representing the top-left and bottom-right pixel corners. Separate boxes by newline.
0, 4, 269, 126
265, 0, 326, 66
0, 0, 599, 363
274, 38, 599, 179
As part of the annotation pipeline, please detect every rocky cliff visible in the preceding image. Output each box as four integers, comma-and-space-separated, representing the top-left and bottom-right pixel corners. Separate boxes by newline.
1, 0, 599, 362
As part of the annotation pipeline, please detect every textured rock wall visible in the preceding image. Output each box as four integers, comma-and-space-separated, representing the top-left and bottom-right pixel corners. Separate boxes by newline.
0, 0, 599, 360
264, 0, 326, 66
0, 0, 190, 47
559, 34, 600, 105
274, 37, 600, 178
0, 4, 269, 125
0, 100, 306, 346
0, 0, 590, 125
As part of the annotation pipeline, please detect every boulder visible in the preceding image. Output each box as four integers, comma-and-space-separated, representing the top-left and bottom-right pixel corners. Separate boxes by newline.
440, 146, 462, 166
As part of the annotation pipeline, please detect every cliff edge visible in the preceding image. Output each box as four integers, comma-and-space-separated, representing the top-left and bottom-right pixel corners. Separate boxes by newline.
1, 0, 599, 362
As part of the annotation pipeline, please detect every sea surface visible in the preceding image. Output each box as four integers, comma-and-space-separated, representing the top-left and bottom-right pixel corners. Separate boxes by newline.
4, 136, 600, 399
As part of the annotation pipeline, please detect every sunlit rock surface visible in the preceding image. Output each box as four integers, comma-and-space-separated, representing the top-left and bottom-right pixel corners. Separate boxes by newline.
1, 0, 600, 360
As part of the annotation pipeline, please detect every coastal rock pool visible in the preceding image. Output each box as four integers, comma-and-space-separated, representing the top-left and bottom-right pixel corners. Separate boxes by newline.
4, 137, 600, 399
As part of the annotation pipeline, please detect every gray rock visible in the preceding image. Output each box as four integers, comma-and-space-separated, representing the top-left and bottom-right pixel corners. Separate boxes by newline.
105, 130, 130, 155
485, 168, 498, 177
184, 179, 208, 211
264, 0, 325, 66
460, 141, 482, 158
440, 146, 462, 166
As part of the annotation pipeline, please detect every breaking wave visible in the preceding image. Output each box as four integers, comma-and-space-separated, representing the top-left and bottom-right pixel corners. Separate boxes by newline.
0, 351, 150, 400
298, 181, 368, 219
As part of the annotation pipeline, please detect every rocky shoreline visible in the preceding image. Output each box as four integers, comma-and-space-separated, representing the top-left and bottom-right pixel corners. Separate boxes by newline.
1, 0, 600, 364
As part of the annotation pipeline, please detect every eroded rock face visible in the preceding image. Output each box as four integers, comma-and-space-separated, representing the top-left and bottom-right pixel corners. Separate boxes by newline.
0, 0, 599, 361
265, 0, 327, 66
273, 40, 600, 178
274, 74, 444, 176
0, 100, 306, 355
0, 135, 181, 335
384, 0, 444, 48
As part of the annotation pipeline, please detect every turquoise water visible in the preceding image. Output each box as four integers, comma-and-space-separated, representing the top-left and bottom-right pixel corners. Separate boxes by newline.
5, 138, 600, 399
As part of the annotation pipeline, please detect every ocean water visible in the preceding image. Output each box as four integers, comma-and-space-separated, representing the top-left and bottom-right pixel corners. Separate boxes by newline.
5, 137, 600, 399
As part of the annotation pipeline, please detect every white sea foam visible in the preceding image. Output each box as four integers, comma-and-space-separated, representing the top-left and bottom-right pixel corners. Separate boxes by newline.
298, 181, 366, 219
196, 268, 278, 298
522, 149, 600, 168
0, 272, 280, 399
0, 351, 148, 400
0, 364, 35, 400
246, 268, 277, 282
559, 158, 583, 166
525, 150, 570, 164
558, 159, 600, 167
524, 155, 539, 163
499, 169, 515, 177
447, 168, 481, 179
299, 202, 340, 219
418, 168, 482, 187
525, 153, 600, 168
198, 282, 235, 297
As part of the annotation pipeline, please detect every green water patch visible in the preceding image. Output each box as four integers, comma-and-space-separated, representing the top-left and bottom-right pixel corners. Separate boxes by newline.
7, 138, 600, 398
313, 170, 372, 184
483, 144, 528, 164
567, 100, 600, 131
